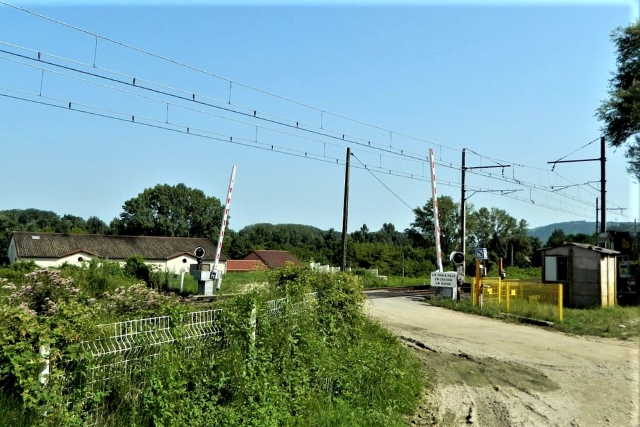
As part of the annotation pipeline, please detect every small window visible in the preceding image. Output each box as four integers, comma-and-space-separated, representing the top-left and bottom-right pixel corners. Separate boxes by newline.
182, 258, 187, 263
545, 255, 568, 281
556, 256, 568, 281
78, 256, 84, 262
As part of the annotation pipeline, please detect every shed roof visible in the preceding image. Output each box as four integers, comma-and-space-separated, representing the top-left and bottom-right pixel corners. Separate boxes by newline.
540, 242, 620, 256
11, 232, 227, 261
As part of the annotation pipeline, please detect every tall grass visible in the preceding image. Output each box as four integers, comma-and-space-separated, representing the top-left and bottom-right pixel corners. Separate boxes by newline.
0, 264, 424, 426
430, 297, 640, 338
557, 305, 640, 338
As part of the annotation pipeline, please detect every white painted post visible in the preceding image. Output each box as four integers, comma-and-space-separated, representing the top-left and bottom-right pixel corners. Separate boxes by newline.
249, 304, 257, 350
180, 271, 185, 294
214, 165, 237, 291
429, 148, 443, 272
38, 343, 50, 386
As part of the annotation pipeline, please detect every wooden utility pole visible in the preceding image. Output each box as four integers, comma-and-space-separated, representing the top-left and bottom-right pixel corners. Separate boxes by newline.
341, 147, 351, 271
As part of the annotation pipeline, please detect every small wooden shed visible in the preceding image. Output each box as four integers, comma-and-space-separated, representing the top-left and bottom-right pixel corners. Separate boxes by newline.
540, 243, 619, 308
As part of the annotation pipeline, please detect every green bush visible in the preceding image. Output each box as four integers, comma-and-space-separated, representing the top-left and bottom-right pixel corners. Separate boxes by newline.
123, 255, 150, 284
0, 264, 424, 426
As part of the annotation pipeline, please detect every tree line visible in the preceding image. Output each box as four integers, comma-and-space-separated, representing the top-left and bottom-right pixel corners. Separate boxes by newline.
0, 182, 598, 276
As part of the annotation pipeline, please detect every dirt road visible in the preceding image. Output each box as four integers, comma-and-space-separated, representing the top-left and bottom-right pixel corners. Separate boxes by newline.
365, 291, 640, 427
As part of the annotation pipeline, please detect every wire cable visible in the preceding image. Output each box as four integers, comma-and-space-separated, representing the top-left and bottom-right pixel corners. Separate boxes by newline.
351, 151, 414, 211
551, 137, 600, 164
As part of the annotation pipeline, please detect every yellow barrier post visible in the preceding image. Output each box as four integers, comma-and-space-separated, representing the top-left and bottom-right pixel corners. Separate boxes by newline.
498, 258, 503, 304
558, 284, 563, 322
506, 281, 510, 313
474, 260, 481, 306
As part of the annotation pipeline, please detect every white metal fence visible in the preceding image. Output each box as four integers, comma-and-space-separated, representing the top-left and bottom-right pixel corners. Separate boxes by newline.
69, 292, 317, 426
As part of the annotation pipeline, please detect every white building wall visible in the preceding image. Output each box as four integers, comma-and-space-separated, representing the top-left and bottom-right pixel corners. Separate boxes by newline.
7, 238, 17, 264
19, 253, 94, 268
12, 254, 226, 276
166, 255, 195, 274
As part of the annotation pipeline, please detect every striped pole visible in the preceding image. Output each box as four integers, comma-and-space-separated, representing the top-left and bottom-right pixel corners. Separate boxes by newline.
429, 149, 443, 272
214, 165, 236, 290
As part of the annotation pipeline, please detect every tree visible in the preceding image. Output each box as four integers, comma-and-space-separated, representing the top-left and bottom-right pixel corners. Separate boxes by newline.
469, 208, 529, 268
546, 229, 566, 248
58, 214, 87, 234
115, 183, 224, 241
597, 20, 640, 179
409, 196, 461, 258
351, 224, 371, 244
86, 216, 109, 234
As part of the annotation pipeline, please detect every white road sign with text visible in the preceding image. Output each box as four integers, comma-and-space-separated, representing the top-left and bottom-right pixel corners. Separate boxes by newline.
430, 271, 458, 288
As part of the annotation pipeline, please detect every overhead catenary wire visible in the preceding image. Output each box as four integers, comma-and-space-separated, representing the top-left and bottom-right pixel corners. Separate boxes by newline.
0, 38, 624, 213
0, 52, 434, 168
351, 151, 414, 211
2, 48, 611, 214
0, 3, 460, 158
0, 46, 443, 166
3, 54, 620, 221
0, 88, 601, 221
0, 3, 574, 175
0, 47, 625, 217
0, 3, 630, 221
550, 137, 600, 164
0, 0, 626, 211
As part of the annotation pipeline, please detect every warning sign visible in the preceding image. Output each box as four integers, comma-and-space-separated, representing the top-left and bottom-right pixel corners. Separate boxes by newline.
430, 271, 458, 288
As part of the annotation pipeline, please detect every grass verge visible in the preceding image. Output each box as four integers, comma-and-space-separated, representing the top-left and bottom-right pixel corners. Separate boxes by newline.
428, 298, 640, 339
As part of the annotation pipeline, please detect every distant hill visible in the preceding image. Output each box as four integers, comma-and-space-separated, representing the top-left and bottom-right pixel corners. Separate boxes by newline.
528, 221, 637, 242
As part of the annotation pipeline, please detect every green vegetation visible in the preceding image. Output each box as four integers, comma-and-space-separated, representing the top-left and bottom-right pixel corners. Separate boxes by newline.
556, 305, 640, 338
428, 297, 640, 339
486, 266, 541, 280
597, 19, 640, 179
0, 263, 423, 427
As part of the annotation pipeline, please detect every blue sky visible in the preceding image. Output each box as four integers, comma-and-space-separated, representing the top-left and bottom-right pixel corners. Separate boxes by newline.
0, 0, 638, 234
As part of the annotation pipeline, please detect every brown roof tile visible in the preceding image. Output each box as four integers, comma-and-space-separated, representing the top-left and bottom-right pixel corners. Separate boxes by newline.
243, 250, 301, 268
11, 232, 227, 261
226, 260, 267, 272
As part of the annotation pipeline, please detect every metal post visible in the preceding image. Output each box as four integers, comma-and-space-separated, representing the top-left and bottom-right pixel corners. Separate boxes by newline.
596, 197, 599, 237
474, 259, 480, 306
498, 258, 503, 304
341, 148, 351, 271
558, 284, 563, 322
600, 136, 606, 233
460, 148, 466, 255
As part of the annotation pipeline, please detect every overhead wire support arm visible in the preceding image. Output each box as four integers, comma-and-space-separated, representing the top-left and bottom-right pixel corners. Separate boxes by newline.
547, 137, 606, 233
550, 181, 600, 192
464, 164, 511, 170
460, 147, 512, 255
547, 158, 601, 166
465, 188, 522, 200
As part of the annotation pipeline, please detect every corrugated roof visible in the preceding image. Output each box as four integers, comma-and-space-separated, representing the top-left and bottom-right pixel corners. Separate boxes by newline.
245, 250, 301, 268
540, 242, 620, 256
11, 232, 227, 261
